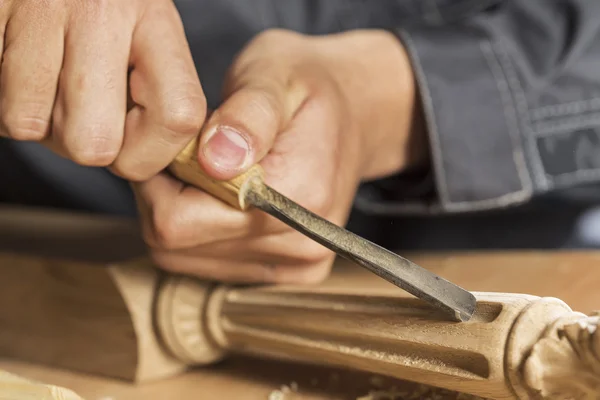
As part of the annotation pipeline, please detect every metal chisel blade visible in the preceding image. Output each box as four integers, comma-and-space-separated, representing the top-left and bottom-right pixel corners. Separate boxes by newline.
247, 183, 477, 322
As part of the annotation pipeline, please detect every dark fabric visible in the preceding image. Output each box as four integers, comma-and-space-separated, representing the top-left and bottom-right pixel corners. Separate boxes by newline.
2, 0, 600, 250
0, 139, 137, 217
356, 0, 600, 214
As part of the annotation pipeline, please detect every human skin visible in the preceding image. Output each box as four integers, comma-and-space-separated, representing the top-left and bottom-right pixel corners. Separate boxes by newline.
134, 29, 427, 283
0, 0, 424, 283
0, 0, 206, 180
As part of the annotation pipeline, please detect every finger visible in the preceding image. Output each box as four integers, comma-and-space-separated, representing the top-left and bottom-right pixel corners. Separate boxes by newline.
197, 60, 309, 180
0, 4, 65, 140
270, 256, 335, 284
133, 173, 285, 250
171, 230, 333, 266
50, 3, 131, 165
152, 250, 334, 284
113, 3, 206, 181
150, 252, 277, 283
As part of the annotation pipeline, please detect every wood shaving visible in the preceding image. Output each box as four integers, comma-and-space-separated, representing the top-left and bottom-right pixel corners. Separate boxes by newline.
356, 384, 488, 400
268, 382, 299, 399
268, 390, 285, 400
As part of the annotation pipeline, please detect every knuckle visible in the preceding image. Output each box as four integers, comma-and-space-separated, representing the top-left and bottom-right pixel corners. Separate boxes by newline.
70, 148, 118, 166
248, 88, 280, 122
141, 224, 158, 249
151, 211, 187, 251
64, 129, 120, 166
150, 251, 181, 274
1, 111, 49, 141
161, 94, 207, 136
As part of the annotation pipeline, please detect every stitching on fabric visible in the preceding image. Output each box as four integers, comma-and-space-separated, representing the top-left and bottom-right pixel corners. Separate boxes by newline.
533, 113, 600, 137
431, 189, 530, 211
396, 28, 542, 211
396, 29, 452, 205
397, 29, 533, 210
480, 40, 532, 195
531, 98, 600, 121
547, 168, 600, 187
355, 188, 531, 214
491, 38, 548, 190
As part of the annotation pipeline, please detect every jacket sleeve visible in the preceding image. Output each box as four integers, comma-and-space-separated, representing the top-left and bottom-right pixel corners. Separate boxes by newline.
354, 0, 600, 216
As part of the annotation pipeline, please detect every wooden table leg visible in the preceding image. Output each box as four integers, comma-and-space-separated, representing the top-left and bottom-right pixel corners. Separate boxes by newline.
1, 252, 599, 399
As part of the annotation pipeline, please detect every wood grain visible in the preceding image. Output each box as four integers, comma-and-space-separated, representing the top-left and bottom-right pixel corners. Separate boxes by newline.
2, 250, 599, 399
0, 253, 186, 382
0, 205, 599, 399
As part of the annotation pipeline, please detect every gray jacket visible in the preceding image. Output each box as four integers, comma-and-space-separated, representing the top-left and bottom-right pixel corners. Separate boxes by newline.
174, 0, 600, 216
2, 0, 599, 249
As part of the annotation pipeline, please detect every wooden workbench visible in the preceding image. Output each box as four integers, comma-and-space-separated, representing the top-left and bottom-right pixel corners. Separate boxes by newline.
0, 207, 599, 399
2, 252, 599, 399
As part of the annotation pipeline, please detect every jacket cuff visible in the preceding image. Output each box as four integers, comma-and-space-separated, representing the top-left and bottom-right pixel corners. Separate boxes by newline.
355, 25, 536, 215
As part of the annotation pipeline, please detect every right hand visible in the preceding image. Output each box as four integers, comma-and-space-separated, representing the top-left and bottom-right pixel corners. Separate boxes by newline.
0, 0, 206, 181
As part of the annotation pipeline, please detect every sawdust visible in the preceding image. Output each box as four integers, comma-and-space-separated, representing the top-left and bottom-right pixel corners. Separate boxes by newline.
267, 382, 299, 400
355, 383, 488, 400
268, 390, 286, 400
266, 373, 487, 400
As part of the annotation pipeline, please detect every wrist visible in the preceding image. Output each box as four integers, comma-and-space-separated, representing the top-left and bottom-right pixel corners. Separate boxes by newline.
315, 30, 428, 180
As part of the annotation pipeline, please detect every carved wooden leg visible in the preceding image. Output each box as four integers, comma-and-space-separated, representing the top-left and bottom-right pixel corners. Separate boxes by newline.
1, 251, 599, 399
0, 254, 186, 382
154, 275, 600, 400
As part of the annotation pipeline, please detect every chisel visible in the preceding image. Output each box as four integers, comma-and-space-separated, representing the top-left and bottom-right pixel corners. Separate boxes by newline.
168, 138, 477, 322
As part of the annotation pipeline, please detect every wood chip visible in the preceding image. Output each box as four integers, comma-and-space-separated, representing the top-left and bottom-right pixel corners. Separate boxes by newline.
356, 384, 488, 400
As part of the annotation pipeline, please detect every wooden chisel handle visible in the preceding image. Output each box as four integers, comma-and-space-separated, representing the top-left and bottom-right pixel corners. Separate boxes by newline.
169, 138, 265, 211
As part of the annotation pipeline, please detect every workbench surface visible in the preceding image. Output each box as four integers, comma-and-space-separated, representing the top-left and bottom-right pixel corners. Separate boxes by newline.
2, 250, 599, 399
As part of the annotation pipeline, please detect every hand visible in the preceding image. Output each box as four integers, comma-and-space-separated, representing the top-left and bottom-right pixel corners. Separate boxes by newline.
0, 0, 206, 180
134, 29, 426, 284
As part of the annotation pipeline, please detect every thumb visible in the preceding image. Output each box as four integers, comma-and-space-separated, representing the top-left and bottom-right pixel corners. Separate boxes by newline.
197, 69, 308, 180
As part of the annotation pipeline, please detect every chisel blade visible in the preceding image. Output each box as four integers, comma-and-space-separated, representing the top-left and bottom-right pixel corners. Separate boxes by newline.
247, 183, 477, 322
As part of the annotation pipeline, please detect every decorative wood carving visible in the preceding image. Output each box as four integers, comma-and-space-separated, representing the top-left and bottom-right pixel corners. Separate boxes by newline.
154, 274, 600, 400
0, 206, 599, 399
1, 253, 599, 399
522, 312, 600, 399
0, 254, 186, 382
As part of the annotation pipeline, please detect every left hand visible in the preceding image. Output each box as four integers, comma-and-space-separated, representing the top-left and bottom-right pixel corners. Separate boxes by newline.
133, 28, 426, 284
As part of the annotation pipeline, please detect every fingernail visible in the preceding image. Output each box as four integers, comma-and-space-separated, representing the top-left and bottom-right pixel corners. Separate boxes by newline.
202, 126, 250, 170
